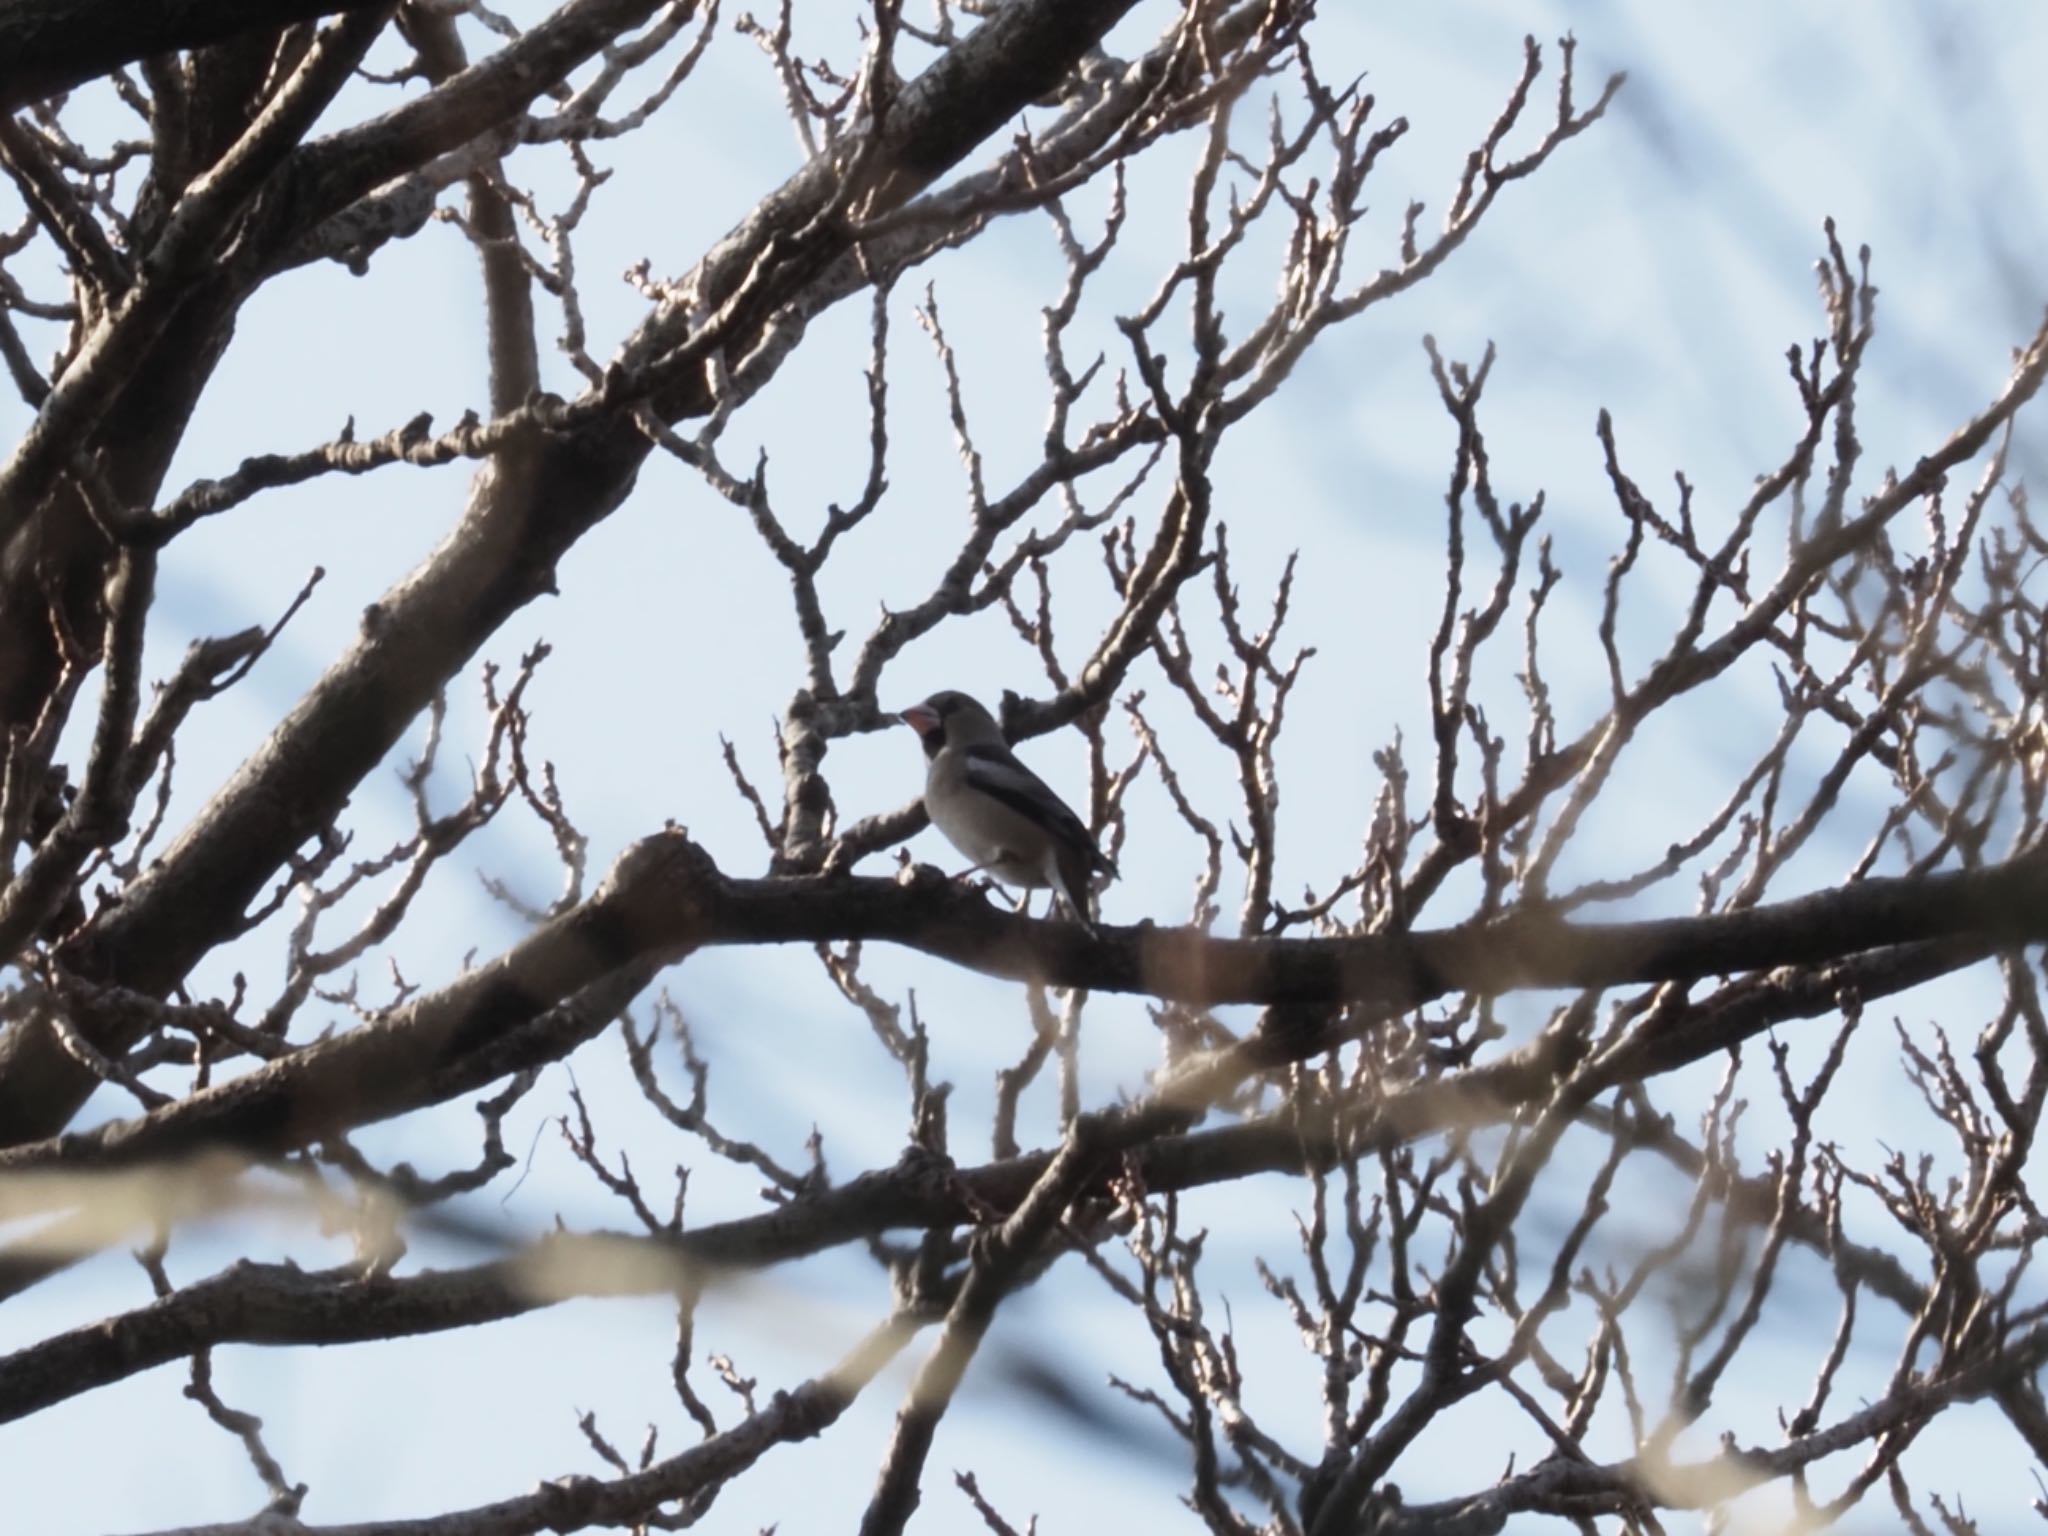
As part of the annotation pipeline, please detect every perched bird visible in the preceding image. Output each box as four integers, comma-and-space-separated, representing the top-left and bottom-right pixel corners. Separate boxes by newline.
900, 690, 1116, 931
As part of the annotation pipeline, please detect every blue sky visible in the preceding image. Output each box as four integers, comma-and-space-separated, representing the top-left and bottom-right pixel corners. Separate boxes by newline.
3, 2, 2047, 1530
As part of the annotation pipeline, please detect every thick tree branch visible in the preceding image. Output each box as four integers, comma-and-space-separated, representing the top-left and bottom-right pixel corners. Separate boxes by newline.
0, 7, 393, 554
2, 828, 2039, 1179
283, 0, 667, 236
0, 0, 392, 113
0, 1256, 547, 1423
0, 832, 711, 1178
0, 923, 1975, 1423
0, 0, 1148, 1152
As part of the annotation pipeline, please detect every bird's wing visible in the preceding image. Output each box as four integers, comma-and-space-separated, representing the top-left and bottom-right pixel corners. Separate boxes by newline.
960, 742, 1098, 857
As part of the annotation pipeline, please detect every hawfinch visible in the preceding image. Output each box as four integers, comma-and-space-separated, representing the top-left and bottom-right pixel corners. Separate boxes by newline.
900, 690, 1116, 931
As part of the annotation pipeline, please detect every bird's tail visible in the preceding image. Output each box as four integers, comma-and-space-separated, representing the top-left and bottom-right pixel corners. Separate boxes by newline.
1050, 844, 1101, 935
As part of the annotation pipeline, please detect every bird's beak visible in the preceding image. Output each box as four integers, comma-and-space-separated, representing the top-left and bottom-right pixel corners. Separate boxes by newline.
900, 704, 938, 735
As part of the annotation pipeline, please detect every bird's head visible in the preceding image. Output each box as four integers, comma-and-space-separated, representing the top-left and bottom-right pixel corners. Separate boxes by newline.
900, 690, 1001, 757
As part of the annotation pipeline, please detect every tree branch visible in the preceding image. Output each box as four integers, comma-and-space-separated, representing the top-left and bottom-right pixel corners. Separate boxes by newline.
0, 0, 393, 113
0, 0, 1149, 1152
3, 828, 2040, 1179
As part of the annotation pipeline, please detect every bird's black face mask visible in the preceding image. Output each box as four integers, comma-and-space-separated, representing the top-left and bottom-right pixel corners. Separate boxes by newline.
906, 693, 966, 759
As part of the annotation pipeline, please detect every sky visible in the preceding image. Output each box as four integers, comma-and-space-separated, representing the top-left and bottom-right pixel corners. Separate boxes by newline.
3, 1, 2047, 1531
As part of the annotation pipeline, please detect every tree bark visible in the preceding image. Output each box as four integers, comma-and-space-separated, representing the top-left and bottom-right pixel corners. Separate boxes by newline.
0, 0, 392, 112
